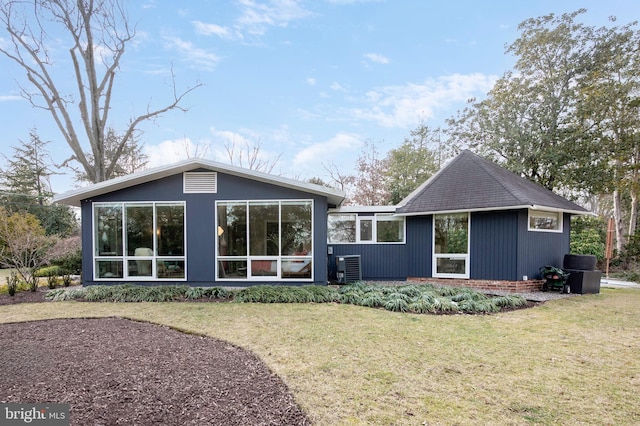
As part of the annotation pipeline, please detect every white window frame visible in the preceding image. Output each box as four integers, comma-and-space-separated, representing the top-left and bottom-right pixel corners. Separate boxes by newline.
327, 213, 406, 244
432, 212, 470, 279
216, 199, 314, 282
528, 209, 563, 233
93, 201, 187, 281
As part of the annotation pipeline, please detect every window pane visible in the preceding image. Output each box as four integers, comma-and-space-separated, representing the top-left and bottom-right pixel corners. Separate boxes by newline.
281, 201, 312, 255
218, 202, 247, 256
157, 204, 184, 256
95, 204, 123, 256
157, 260, 185, 279
251, 259, 277, 277
436, 257, 466, 274
360, 219, 373, 242
327, 214, 356, 243
96, 260, 123, 278
530, 210, 559, 230
128, 259, 152, 277
249, 202, 279, 256
282, 258, 312, 279
219, 260, 247, 278
126, 205, 154, 256
376, 217, 404, 242
434, 213, 468, 254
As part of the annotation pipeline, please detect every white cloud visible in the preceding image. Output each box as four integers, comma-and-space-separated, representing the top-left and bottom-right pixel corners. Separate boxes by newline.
144, 138, 208, 167
350, 73, 497, 128
163, 37, 220, 71
306, 77, 316, 86
330, 82, 347, 92
192, 21, 235, 39
0, 95, 22, 102
293, 133, 362, 166
236, 0, 312, 36
363, 52, 390, 64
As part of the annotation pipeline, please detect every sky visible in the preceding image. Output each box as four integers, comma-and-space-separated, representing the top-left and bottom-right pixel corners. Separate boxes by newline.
0, 0, 638, 195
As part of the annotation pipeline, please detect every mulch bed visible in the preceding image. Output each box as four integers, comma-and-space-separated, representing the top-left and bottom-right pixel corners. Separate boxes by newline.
0, 317, 310, 425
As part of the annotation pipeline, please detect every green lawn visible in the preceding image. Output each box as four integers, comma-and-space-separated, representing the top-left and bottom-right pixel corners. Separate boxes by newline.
1, 288, 639, 425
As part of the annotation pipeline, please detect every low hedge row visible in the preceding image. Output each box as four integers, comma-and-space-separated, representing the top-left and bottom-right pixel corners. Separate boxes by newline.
46, 282, 528, 314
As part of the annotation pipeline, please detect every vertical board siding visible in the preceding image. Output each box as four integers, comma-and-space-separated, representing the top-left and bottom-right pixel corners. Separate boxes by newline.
327, 216, 432, 281
517, 211, 571, 280
405, 216, 432, 278
470, 210, 518, 281
82, 171, 330, 286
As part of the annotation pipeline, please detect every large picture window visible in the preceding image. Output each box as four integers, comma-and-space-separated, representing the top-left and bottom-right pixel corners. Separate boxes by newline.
94, 202, 186, 280
433, 212, 469, 278
327, 213, 404, 244
217, 200, 313, 281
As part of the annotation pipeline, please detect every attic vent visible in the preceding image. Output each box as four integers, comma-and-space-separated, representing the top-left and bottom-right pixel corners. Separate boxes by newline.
183, 172, 217, 193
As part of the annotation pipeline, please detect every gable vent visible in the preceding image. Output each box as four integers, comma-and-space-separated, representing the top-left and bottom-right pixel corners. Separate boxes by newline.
184, 172, 217, 193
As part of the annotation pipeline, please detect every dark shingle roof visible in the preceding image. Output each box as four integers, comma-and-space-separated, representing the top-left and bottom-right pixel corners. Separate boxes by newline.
396, 150, 588, 215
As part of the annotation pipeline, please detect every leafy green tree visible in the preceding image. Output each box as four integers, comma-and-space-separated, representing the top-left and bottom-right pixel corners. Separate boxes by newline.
579, 20, 640, 251
447, 10, 594, 192
570, 216, 606, 259
0, 130, 77, 237
385, 124, 441, 204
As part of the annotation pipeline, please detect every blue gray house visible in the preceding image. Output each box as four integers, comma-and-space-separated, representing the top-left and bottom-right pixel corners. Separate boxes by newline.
54, 150, 588, 288
53, 159, 345, 286
327, 150, 589, 286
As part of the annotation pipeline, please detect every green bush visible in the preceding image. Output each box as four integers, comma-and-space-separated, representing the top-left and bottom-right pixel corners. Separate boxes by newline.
6, 271, 19, 296
37, 265, 62, 277
47, 271, 58, 289
42, 282, 530, 315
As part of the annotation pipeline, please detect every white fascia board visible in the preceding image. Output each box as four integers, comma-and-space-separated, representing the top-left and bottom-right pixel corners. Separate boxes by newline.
53, 158, 346, 207
395, 204, 592, 217
329, 205, 397, 214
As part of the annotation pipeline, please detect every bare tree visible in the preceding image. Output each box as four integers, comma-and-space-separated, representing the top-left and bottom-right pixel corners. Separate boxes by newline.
72, 127, 148, 182
322, 161, 355, 204
224, 138, 282, 173
351, 139, 390, 206
0, 0, 202, 183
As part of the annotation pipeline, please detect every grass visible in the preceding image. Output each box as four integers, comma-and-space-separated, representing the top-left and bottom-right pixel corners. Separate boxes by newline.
1, 288, 639, 425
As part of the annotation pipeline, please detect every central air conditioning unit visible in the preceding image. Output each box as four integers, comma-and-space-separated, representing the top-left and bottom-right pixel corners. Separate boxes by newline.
337, 255, 362, 284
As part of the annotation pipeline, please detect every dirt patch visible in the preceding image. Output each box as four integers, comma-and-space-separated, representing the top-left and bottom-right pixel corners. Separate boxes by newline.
0, 287, 51, 305
0, 317, 310, 425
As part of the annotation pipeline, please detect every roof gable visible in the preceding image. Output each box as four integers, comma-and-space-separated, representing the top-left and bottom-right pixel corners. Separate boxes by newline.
53, 158, 346, 207
396, 150, 588, 215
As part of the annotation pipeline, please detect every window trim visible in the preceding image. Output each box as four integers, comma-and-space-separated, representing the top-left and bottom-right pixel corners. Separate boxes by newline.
216, 199, 314, 282
93, 201, 187, 281
327, 213, 405, 244
528, 209, 563, 233
432, 212, 470, 279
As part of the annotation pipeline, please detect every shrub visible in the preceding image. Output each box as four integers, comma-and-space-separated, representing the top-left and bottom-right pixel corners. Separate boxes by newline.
37, 265, 62, 277
47, 271, 58, 289
6, 271, 19, 296
358, 292, 385, 308
47, 236, 82, 275
62, 274, 72, 287
493, 295, 528, 308
408, 298, 436, 314
384, 296, 409, 312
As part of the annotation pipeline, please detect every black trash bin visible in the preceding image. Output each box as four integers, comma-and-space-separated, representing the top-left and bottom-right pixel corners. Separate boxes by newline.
563, 254, 601, 294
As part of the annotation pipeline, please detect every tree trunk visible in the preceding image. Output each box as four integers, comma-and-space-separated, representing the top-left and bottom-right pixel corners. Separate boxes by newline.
613, 189, 626, 253
628, 191, 638, 239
